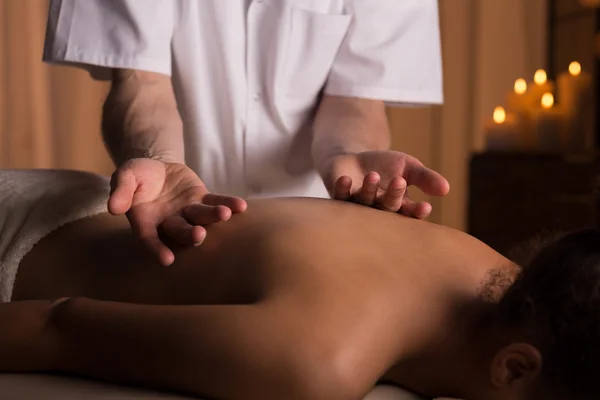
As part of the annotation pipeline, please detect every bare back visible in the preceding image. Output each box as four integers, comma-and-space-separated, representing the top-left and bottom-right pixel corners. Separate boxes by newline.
10, 197, 516, 397
14, 197, 507, 298
14, 196, 510, 341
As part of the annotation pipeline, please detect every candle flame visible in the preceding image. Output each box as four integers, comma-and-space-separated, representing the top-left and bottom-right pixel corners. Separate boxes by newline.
534, 69, 547, 85
569, 61, 582, 77
541, 93, 554, 109
514, 78, 527, 95
493, 106, 506, 124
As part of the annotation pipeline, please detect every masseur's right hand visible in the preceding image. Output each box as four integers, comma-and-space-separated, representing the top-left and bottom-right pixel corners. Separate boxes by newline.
107, 158, 247, 267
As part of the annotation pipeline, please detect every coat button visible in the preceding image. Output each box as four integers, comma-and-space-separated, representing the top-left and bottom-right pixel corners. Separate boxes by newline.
249, 185, 263, 194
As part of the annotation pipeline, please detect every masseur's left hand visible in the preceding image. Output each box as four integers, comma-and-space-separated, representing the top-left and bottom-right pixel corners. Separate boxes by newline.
321, 150, 450, 218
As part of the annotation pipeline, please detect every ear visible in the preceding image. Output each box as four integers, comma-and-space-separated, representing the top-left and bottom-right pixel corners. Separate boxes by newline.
490, 343, 542, 388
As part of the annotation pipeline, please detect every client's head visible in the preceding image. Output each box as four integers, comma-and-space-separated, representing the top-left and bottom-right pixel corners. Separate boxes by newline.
480, 228, 600, 400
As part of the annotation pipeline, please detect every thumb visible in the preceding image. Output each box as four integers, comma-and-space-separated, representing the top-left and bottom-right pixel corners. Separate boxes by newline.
107, 167, 137, 215
405, 163, 450, 197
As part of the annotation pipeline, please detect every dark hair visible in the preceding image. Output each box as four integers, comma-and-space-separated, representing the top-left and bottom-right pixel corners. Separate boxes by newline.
498, 227, 600, 398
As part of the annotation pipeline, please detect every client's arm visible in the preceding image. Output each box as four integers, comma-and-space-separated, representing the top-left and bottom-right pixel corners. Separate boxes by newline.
0, 298, 372, 400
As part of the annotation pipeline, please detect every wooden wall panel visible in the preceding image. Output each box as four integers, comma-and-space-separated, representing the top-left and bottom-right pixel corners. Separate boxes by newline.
387, 0, 549, 230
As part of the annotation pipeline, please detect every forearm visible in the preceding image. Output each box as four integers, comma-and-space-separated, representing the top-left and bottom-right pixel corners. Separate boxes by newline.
52, 299, 269, 398
102, 69, 184, 165
4, 298, 357, 400
312, 95, 391, 170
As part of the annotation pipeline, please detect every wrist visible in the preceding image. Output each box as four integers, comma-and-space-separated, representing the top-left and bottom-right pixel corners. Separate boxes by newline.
118, 148, 183, 166
103, 73, 185, 167
312, 145, 352, 169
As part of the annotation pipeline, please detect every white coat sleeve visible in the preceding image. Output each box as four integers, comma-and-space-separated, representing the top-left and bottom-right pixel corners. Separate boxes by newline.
324, 0, 444, 106
43, 0, 176, 80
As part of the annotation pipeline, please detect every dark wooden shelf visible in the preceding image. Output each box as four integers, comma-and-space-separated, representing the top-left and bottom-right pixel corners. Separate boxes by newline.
468, 151, 600, 257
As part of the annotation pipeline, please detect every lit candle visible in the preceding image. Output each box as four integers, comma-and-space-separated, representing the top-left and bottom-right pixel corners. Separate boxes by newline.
528, 69, 555, 109
557, 61, 593, 152
506, 78, 529, 113
532, 93, 566, 152
542, 92, 554, 109
558, 61, 592, 111
569, 61, 581, 75
485, 106, 521, 151
505, 78, 535, 148
495, 106, 506, 122
535, 69, 547, 85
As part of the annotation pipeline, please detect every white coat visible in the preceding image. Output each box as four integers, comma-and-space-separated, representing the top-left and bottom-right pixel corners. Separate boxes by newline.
44, 0, 443, 198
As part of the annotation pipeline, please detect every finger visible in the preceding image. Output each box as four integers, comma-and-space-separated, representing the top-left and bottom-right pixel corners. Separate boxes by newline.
162, 215, 207, 247
404, 163, 450, 197
183, 204, 232, 225
377, 177, 407, 212
332, 176, 352, 201
202, 194, 248, 213
356, 172, 380, 205
415, 202, 433, 219
399, 199, 432, 220
107, 168, 137, 215
131, 220, 175, 267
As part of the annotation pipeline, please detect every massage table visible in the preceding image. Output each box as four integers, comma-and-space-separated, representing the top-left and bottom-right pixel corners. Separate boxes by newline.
0, 374, 456, 399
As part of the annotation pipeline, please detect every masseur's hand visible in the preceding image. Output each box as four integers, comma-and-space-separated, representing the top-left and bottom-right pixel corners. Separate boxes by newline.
322, 151, 450, 218
108, 158, 247, 266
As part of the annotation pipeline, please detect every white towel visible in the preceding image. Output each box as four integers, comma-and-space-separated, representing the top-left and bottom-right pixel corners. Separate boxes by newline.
0, 169, 110, 302
0, 375, 432, 400
365, 385, 428, 399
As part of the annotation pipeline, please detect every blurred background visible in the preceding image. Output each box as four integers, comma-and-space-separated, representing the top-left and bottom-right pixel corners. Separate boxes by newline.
0, 0, 597, 255
0, 0, 112, 173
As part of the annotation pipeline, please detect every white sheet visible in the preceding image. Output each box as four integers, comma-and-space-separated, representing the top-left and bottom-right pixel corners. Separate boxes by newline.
0, 374, 434, 400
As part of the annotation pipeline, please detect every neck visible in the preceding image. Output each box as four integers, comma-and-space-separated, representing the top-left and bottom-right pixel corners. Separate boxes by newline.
384, 300, 501, 399
384, 264, 520, 399
438, 300, 503, 398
